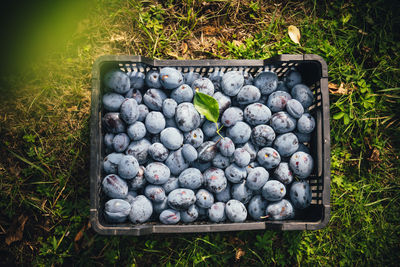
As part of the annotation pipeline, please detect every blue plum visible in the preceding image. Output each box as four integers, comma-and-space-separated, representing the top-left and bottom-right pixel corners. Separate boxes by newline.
125, 88, 142, 104
254, 71, 278, 95
233, 148, 251, 167
162, 98, 177, 119
112, 133, 130, 153
168, 188, 196, 211
240, 142, 258, 161
221, 71, 244, 96
184, 128, 204, 148
197, 141, 218, 162
129, 195, 153, 223
215, 183, 231, 202
102, 174, 128, 199
104, 199, 131, 223
143, 88, 167, 111
181, 144, 198, 162
127, 121, 146, 141
104, 70, 130, 94
104, 133, 115, 151
175, 103, 201, 132
171, 84, 194, 104
203, 167, 228, 193
286, 99, 304, 119
180, 204, 199, 223
148, 142, 169, 162
273, 162, 293, 185
102, 153, 125, 177
127, 70, 145, 90
118, 155, 139, 179
246, 166, 269, 190
289, 151, 313, 179
297, 113, 315, 134
126, 138, 151, 164
184, 71, 201, 87
266, 199, 295, 220
291, 84, 314, 109
165, 148, 189, 176
284, 69, 302, 89
145, 111, 166, 134
217, 137, 235, 157
159, 209, 181, 224
160, 127, 183, 150
212, 153, 230, 169
242, 70, 254, 85
144, 185, 166, 203
290, 181, 312, 209
270, 111, 296, 134
225, 163, 247, 183
243, 103, 271, 126
196, 189, 214, 209
236, 85, 261, 105
103, 112, 126, 133
246, 161, 260, 174
208, 69, 224, 90
248, 195, 268, 221
266, 91, 292, 112
137, 104, 149, 122
262, 180, 286, 202
231, 181, 253, 204
273, 133, 299, 157
257, 147, 281, 169
162, 177, 179, 194
192, 77, 215, 96
221, 107, 243, 127
225, 199, 247, 223
120, 98, 139, 124
144, 162, 170, 185
213, 92, 231, 113
178, 168, 203, 190
208, 202, 226, 222
202, 120, 218, 138
226, 121, 251, 144
251, 124, 276, 147
145, 70, 162, 89
130, 166, 146, 190
102, 93, 125, 111
160, 67, 184, 89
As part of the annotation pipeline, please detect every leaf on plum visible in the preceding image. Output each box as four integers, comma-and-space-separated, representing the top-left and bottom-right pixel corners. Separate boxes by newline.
193, 92, 220, 123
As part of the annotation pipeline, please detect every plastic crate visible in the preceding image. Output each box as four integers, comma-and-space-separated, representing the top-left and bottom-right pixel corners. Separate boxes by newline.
90, 54, 330, 235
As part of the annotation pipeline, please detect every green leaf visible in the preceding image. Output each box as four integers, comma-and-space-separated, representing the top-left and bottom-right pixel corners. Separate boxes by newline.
193, 92, 220, 123
333, 112, 345, 120
343, 113, 350, 125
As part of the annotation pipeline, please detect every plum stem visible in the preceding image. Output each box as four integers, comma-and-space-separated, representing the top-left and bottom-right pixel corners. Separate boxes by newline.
260, 215, 270, 219
215, 122, 224, 139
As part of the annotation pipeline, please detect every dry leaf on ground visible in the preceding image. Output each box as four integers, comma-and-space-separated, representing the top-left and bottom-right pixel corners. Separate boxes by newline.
329, 83, 351, 95
5, 214, 28, 245
288, 25, 301, 44
235, 248, 245, 261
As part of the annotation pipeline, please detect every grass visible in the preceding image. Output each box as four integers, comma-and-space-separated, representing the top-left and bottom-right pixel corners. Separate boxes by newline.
0, 0, 399, 265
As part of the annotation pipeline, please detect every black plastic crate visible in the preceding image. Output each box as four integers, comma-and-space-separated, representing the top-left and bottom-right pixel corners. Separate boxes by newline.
90, 54, 330, 235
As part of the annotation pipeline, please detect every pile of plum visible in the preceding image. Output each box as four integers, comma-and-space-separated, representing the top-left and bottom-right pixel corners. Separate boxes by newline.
101, 66, 315, 224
